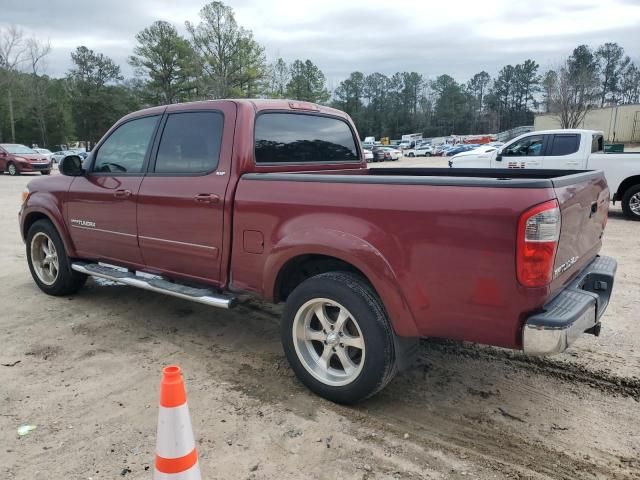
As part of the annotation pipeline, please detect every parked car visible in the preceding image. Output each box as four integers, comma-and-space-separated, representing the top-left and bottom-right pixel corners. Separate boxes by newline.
51, 150, 77, 164
442, 145, 473, 157
371, 146, 392, 161
363, 149, 374, 162
380, 147, 401, 160
0, 143, 51, 176
450, 129, 640, 220
448, 145, 498, 164
19, 100, 616, 404
33, 148, 54, 159
433, 144, 455, 156
406, 145, 433, 157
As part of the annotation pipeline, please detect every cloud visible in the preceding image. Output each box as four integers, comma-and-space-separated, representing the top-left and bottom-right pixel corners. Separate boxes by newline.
1, 0, 639, 83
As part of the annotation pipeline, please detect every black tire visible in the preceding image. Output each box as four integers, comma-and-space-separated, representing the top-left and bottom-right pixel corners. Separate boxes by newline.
7, 162, 19, 176
26, 219, 87, 296
281, 272, 397, 404
408, 152, 415, 157
41, 170, 51, 175
425, 152, 432, 157
621, 184, 640, 220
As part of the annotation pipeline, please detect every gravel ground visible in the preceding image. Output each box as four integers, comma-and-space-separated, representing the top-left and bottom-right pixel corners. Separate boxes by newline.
1, 168, 639, 480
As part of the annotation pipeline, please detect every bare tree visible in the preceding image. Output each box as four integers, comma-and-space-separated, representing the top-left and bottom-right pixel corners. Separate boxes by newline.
26, 37, 52, 146
0, 25, 28, 142
551, 46, 600, 129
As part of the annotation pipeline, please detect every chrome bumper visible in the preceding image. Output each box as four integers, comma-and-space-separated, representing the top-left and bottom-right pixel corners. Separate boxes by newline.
522, 255, 617, 355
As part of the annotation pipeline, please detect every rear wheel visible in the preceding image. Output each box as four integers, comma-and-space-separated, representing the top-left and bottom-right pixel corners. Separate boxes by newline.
281, 272, 397, 404
621, 184, 640, 220
26, 219, 87, 295
7, 162, 18, 176
425, 152, 432, 157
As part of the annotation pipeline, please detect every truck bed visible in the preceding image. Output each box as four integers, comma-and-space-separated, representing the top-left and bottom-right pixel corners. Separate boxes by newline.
233, 167, 609, 349
244, 168, 603, 189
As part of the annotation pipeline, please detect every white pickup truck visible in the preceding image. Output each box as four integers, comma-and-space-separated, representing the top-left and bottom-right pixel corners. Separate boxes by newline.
449, 129, 640, 220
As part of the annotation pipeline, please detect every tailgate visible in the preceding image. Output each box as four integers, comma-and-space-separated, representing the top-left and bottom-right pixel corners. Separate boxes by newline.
551, 171, 609, 288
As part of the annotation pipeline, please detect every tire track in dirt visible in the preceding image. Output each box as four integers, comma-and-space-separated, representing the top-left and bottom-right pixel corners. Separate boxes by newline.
421, 338, 640, 400
243, 299, 640, 399
236, 301, 640, 479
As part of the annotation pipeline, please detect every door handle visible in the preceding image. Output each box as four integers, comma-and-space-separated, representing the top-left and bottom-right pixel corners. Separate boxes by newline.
194, 193, 220, 204
114, 189, 132, 199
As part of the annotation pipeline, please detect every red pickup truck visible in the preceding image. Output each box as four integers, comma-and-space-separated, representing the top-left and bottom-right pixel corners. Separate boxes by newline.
19, 99, 617, 403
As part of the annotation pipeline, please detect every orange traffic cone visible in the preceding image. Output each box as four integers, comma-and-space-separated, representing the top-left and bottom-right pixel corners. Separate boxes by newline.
154, 365, 201, 480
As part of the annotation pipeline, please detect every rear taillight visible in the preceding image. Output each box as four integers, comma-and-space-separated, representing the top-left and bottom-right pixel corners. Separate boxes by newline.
517, 200, 561, 288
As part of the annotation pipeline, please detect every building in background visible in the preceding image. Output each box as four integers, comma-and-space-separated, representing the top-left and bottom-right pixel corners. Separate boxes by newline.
534, 104, 640, 143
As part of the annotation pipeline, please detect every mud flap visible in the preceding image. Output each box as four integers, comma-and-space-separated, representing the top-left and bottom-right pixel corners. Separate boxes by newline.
394, 335, 420, 372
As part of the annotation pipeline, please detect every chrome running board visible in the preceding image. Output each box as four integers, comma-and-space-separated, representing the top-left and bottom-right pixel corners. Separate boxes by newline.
71, 262, 237, 309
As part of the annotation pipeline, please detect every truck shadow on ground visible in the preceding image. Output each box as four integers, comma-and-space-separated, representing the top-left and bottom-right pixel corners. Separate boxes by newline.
607, 209, 631, 220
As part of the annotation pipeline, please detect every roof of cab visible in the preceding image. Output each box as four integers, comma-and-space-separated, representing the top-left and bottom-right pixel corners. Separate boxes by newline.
123, 99, 349, 121
533, 129, 604, 135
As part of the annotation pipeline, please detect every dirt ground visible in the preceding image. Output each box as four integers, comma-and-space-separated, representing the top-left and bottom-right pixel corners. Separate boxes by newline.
1, 166, 639, 480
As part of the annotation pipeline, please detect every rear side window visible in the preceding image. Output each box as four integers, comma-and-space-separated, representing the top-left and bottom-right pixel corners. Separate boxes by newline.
592, 135, 604, 153
255, 113, 359, 164
154, 112, 223, 174
549, 134, 579, 156
93, 115, 159, 173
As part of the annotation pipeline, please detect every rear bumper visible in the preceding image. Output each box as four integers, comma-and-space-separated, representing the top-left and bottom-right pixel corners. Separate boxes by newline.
522, 255, 617, 355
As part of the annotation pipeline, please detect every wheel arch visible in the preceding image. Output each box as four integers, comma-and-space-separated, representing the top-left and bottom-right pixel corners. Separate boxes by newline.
21, 207, 77, 258
263, 229, 419, 337
615, 175, 640, 201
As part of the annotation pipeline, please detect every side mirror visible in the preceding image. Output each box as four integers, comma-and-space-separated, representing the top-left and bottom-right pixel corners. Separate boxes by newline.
496, 150, 503, 162
59, 155, 84, 176
0, 151, 6, 157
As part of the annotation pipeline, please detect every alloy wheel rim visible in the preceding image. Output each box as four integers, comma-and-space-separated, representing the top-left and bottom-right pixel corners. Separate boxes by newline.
630, 193, 640, 215
292, 298, 365, 386
31, 232, 59, 285
8, 164, 16, 175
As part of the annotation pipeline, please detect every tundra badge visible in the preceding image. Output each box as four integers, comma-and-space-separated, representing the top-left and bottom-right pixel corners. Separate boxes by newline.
71, 219, 96, 228
554, 256, 579, 277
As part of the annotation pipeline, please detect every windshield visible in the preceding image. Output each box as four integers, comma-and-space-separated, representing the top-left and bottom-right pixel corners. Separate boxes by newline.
3, 144, 36, 154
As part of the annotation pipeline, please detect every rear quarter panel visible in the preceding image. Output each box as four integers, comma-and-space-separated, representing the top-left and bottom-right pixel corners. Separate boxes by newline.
231, 177, 556, 348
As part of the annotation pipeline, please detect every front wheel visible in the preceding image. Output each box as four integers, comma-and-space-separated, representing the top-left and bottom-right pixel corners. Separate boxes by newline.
281, 272, 397, 404
621, 185, 640, 220
26, 219, 87, 295
408, 152, 415, 157
7, 162, 19, 176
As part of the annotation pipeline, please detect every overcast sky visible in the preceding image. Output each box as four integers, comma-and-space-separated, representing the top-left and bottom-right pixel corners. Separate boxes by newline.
3, 0, 640, 87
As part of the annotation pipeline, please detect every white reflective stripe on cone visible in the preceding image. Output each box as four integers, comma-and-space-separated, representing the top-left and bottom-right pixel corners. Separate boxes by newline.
156, 403, 196, 459
154, 461, 201, 480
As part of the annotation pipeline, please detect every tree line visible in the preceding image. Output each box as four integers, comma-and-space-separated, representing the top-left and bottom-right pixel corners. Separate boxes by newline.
1, 1, 639, 148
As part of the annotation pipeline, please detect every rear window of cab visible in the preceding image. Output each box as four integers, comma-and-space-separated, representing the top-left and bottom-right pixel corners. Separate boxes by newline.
254, 113, 359, 164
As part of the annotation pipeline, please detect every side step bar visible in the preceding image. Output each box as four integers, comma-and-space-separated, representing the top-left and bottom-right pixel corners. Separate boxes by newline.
71, 262, 238, 309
